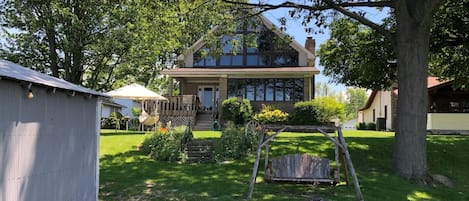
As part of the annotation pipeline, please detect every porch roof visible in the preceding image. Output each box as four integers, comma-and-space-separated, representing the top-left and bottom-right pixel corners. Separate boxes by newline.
161, 67, 319, 78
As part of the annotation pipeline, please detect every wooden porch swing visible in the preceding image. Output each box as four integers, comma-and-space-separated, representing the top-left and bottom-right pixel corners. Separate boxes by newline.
245, 122, 364, 201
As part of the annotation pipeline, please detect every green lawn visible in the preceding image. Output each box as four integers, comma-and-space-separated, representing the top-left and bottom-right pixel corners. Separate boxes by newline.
99, 129, 469, 201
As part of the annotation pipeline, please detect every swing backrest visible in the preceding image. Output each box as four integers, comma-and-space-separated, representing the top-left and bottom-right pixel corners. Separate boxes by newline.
267, 153, 331, 179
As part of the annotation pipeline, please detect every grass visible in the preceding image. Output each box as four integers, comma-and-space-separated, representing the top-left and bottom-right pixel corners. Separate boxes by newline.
99, 129, 469, 201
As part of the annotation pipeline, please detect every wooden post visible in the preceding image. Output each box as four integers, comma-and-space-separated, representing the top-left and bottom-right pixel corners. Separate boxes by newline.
247, 131, 265, 200
334, 136, 340, 183
338, 128, 364, 201
265, 144, 269, 171
338, 135, 350, 185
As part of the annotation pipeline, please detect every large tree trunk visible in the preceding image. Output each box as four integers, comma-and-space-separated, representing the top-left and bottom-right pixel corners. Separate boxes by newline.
393, 0, 440, 182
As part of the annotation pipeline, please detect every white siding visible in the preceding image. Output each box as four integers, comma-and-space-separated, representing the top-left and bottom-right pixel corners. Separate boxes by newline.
427, 113, 469, 131
359, 91, 394, 130
0, 80, 98, 201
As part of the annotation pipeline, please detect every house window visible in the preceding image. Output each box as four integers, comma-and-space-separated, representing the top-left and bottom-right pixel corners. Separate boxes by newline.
275, 79, 284, 101
265, 79, 275, 101
192, 20, 299, 68
228, 78, 303, 102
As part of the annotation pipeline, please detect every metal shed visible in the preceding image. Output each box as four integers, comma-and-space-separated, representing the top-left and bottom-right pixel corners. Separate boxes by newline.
0, 60, 104, 201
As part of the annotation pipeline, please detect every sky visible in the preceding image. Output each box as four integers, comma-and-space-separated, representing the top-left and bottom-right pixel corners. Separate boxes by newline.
260, 3, 389, 93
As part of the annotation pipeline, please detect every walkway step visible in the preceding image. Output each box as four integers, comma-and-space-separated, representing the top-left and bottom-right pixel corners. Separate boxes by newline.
185, 140, 214, 162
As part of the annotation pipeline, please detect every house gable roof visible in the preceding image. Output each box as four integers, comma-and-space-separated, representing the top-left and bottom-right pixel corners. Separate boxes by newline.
176, 14, 315, 62
359, 77, 451, 111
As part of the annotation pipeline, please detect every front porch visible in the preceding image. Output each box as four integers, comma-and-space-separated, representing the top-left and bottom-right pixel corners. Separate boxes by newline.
159, 95, 219, 130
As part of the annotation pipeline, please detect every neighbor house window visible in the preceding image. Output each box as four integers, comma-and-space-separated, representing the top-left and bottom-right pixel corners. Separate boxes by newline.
228, 78, 303, 101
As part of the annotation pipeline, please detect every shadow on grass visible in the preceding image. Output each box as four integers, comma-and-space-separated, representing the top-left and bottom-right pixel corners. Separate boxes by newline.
99, 133, 469, 201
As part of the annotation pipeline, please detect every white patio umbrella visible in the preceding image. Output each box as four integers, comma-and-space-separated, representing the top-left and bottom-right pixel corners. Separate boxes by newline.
105, 83, 167, 101
105, 83, 167, 129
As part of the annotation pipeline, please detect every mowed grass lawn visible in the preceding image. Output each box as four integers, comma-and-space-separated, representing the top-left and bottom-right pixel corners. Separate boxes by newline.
99, 129, 469, 201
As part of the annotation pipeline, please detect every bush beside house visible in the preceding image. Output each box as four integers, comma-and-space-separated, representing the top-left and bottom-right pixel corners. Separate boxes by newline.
290, 97, 345, 125
221, 97, 253, 125
357, 122, 377, 130
253, 104, 289, 124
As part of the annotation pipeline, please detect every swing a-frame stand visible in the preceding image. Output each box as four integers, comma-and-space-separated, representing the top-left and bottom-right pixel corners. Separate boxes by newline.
246, 123, 364, 201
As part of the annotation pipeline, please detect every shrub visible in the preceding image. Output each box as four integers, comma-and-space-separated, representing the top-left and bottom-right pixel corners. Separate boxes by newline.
290, 101, 320, 125
140, 125, 192, 162
312, 97, 346, 123
213, 122, 260, 161
290, 97, 345, 125
253, 104, 289, 124
356, 122, 377, 130
366, 122, 377, 130
101, 112, 124, 129
131, 107, 141, 117
221, 97, 253, 125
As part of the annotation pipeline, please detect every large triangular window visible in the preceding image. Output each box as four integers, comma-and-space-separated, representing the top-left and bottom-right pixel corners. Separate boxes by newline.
193, 21, 299, 67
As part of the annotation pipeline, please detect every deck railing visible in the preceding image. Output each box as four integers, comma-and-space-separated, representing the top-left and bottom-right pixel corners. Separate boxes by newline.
159, 95, 198, 127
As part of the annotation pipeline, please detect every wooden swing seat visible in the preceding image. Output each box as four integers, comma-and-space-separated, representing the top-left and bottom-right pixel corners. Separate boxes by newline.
264, 153, 339, 185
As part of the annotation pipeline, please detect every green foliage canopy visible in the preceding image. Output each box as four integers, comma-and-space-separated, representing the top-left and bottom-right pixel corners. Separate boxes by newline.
318, 18, 396, 90
345, 88, 368, 120
0, 0, 236, 92
318, 1, 469, 90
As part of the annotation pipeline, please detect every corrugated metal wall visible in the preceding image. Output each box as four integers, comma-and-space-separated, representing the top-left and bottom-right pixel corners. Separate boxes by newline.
1, 80, 98, 201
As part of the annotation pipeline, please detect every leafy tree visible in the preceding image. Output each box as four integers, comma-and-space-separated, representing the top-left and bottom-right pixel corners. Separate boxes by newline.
344, 87, 368, 120
315, 82, 337, 97
0, 0, 235, 91
222, 0, 447, 182
429, 0, 469, 90
318, 1, 469, 90
318, 18, 396, 90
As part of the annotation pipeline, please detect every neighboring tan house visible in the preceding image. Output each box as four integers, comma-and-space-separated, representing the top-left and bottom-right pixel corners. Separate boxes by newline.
358, 77, 469, 134
161, 15, 319, 129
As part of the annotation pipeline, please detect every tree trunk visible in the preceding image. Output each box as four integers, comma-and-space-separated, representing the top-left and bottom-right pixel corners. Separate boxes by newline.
393, 0, 440, 182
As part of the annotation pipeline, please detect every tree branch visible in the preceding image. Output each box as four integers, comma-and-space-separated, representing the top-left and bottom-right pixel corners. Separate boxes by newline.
222, 0, 396, 45
222, 0, 395, 12
323, 0, 395, 45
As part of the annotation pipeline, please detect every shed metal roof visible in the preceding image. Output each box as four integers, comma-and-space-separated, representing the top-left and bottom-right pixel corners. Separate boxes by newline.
0, 59, 106, 96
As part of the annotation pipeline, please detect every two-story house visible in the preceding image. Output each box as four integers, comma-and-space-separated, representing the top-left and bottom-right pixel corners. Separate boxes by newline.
161, 15, 318, 129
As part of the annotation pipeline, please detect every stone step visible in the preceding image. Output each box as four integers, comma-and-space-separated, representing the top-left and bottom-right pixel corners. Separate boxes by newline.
186, 146, 213, 152
185, 140, 214, 162
187, 152, 212, 158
